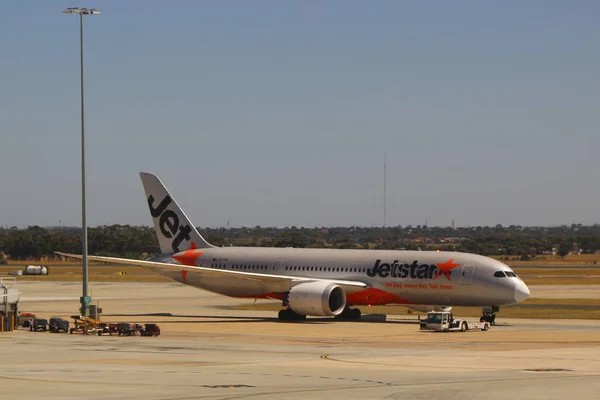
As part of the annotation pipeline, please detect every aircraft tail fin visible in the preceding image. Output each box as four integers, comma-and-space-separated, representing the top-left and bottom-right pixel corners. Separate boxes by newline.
139, 172, 214, 254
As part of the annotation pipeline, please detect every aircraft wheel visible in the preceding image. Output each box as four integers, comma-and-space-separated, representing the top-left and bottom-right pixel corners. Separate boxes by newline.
335, 307, 361, 320
278, 308, 306, 321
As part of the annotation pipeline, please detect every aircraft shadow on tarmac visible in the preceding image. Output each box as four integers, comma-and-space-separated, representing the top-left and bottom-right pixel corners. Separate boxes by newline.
101, 313, 518, 327
101, 313, 420, 324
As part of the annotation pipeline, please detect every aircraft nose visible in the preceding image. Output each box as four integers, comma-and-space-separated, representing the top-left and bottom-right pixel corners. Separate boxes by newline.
514, 281, 530, 303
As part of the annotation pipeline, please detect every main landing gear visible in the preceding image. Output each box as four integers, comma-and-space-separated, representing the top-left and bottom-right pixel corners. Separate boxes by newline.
277, 306, 362, 321
278, 308, 307, 321
334, 306, 362, 321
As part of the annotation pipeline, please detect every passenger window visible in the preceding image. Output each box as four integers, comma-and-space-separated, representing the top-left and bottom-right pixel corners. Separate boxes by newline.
494, 271, 506, 278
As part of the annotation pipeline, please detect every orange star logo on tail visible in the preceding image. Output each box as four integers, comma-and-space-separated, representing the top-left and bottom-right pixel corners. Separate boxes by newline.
433, 258, 461, 281
172, 241, 203, 267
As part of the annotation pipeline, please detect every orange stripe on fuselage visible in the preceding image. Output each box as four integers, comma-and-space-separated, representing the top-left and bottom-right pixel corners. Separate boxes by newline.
346, 288, 412, 306
172, 250, 204, 266
232, 288, 410, 306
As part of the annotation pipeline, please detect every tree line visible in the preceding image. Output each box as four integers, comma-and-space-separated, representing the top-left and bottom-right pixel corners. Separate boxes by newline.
1, 223, 600, 261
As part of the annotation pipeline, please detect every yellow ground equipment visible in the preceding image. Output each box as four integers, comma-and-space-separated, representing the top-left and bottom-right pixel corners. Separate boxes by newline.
69, 315, 102, 335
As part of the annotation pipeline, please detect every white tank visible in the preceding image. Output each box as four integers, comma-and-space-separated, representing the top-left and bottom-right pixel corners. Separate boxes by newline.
25, 265, 42, 275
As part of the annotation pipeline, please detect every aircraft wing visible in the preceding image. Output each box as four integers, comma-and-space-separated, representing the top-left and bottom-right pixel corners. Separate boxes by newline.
55, 252, 369, 294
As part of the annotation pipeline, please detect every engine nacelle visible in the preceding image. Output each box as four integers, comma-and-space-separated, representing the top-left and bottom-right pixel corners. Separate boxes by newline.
408, 305, 452, 313
287, 281, 346, 317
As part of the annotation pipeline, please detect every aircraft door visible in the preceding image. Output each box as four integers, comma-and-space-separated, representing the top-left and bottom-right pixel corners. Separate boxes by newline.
460, 265, 475, 285
272, 259, 281, 272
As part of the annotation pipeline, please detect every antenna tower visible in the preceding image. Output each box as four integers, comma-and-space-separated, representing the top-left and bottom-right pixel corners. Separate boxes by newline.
383, 152, 387, 228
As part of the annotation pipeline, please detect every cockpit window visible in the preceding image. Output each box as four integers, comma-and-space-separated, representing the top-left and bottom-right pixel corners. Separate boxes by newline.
494, 271, 507, 278
506, 271, 518, 277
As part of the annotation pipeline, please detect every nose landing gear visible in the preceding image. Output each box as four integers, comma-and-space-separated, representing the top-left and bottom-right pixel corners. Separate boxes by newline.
480, 306, 499, 326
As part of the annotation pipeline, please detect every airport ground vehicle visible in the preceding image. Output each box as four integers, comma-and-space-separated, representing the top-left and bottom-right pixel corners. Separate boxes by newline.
134, 324, 145, 334
49, 317, 70, 333
116, 322, 136, 336
69, 315, 101, 334
24, 265, 48, 275
419, 311, 490, 332
18, 312, 36, 328
141, 323, 161, 336
29, 318, 48, 332
97, 323, 118, 336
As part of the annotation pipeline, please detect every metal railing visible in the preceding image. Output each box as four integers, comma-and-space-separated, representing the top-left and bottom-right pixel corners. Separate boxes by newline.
0, 277, 16, 288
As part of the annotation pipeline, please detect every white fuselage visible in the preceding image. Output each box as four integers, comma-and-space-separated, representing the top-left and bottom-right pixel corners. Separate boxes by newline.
154, 247, 529, 308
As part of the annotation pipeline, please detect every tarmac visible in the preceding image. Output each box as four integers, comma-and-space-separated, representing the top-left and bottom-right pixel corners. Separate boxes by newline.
2, 281, 600, 400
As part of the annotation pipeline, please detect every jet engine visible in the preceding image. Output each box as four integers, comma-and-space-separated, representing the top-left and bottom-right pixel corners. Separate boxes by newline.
287, 281, 346, 316
407, 305, 452, 313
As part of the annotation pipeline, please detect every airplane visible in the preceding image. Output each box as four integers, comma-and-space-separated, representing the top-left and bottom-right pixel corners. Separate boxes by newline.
57, 172, 530, 321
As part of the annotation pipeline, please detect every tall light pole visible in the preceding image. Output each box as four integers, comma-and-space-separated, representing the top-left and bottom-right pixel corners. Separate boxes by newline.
63, 7, 100, 317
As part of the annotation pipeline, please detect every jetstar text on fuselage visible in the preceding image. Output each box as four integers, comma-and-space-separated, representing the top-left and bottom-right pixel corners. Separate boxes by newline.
366, 259, 460, 281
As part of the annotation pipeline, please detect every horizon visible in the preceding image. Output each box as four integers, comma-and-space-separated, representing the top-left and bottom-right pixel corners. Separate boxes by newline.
3, 222, 598, 231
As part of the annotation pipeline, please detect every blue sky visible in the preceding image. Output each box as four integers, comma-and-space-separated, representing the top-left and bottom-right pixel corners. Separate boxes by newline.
1, 1, 599, 228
